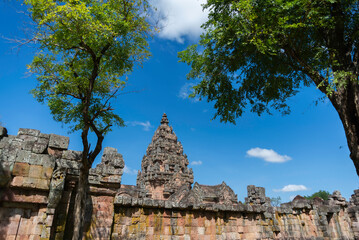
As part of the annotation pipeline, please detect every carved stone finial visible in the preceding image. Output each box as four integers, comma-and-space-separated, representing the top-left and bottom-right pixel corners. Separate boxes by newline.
161, 113, 169, 125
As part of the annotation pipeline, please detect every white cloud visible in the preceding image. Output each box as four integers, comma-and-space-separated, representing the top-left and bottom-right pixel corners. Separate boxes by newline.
191, 160, 202, 166
246, 147, 292, 163
153, 0, 208, 43
124, 166, 138, 175
274, 185, 308, 192
126, 121, 152, 131
178, 83, 198, 101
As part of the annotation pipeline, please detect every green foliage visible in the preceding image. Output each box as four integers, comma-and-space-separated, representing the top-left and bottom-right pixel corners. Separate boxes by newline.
270, 196, 281, 207
304, 190, 331, 200
27, 0, 152, 134
179, 0, 359, 123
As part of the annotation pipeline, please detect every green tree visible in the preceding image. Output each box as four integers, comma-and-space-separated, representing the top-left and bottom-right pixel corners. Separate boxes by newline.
25, 0, 152, 238
304, 190, 331, 200
179, 1, 359, 176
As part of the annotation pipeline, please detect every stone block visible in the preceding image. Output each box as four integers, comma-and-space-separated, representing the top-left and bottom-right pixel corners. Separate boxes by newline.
0, 126, 7, 138
18, 128, 40, 137
12, 162, 30, 176
47, 147, 62, 157
32, 143, 47, 154
6, 221, 19, 235
23, 177, 39, 189
36, 179, 50, 190
29, 165, 43, 178
32, 136, 49, 154
46, 208, 56, 215
41, 155, 55, 168
15, 150, 32, 164
41, 167, 53, 179
45, 215, 54, 227
49, 134, 69, 150
56, 159, 79, 170
62, 150, 81, 160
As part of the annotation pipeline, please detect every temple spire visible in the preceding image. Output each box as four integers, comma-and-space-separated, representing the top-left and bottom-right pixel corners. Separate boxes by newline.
161, 113, 169, 125
136, 113, 193, 200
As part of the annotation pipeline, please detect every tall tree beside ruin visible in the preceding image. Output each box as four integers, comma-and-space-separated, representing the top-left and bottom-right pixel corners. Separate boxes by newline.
179, 0, 359, 176
26, 0, 152, 238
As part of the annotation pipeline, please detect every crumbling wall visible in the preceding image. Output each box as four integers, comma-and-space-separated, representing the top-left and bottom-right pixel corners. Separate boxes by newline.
0, 128, 124, 240
1, 127, 359, 240
112, 186, 357, 240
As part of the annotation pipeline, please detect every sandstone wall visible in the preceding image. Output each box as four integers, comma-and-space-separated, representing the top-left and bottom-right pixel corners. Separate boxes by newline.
113, 195, 356, 240
1, 127, 359, 240
0, 128, 123, 240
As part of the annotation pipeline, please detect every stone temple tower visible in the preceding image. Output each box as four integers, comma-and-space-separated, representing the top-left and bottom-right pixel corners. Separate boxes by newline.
136, 113, 194, 200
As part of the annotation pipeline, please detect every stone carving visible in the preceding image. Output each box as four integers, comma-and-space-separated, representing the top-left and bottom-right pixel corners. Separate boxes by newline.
245, 185, 271, 206
2, 121, 359, 240
89, 147, 124, 186
136, 113, 194, 200
47, 167, 66, 208
174, 182, 238, 205
328, 190, 347, 207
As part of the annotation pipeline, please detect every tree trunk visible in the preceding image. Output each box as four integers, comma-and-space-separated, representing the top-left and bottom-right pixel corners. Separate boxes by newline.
330, 80, 359, 176
72, 163, 89, 240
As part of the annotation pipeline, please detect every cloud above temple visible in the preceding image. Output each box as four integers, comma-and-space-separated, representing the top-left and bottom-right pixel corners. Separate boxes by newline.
124, 166, 138, 175
178, 83, 199, 102
274, 185, 308, 192
191, 160, 202, 166
246, 147, 292, 163
126, 121, 152, 131
153, 0, 208, 43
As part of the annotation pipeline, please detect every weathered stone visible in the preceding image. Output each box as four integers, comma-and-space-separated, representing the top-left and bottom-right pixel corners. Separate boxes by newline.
32, 142, 47, 154
12, 162, 30, 176
101, 147, 125, 168
47, 147, 63, 157
0, 126, 8, 139
56, 159, 79, 170
62, 150, 82, 160
2, 119, 359, 240
49, 134, 69, 150
328, 190, 347, 207
47, 167, 66, 208
28, 165, 43, 178
136, 113, 194, 200
292, 195, 311, 209
0, 161, 11, 187
245, 185, 271, 206
18, 128, 40, 137
32, 136, 49, 154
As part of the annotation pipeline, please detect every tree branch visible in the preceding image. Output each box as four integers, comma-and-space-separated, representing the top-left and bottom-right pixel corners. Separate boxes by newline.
284, 45, 329, 96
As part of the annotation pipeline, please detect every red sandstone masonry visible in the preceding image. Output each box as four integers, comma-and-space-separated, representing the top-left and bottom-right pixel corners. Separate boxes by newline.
2, 121, 359, 240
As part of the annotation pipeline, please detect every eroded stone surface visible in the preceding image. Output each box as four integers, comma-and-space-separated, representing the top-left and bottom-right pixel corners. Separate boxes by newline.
49, 134, 69, 150
1, 117, 359, 240
136, 113, 194, 200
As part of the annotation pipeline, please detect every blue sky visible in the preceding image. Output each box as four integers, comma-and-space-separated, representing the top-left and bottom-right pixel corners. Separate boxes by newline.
0, 0, 357, 203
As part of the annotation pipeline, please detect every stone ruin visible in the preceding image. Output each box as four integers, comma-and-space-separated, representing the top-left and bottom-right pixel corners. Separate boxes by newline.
1, 114, 359, 239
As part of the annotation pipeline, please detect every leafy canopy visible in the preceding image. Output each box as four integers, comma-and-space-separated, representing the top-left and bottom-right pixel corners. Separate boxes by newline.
304, 190, 331, 200
27, 0, 152, 133
179, 0, 359, 123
